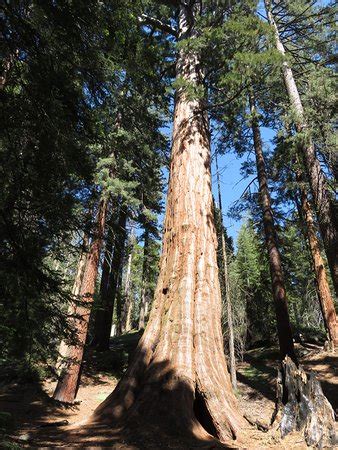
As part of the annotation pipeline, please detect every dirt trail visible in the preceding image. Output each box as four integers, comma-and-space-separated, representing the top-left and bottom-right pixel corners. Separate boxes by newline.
0, 343, 336, 448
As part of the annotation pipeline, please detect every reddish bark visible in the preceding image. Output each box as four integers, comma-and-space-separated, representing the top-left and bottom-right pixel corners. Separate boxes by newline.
249, 94, 296, 363
56, 233, 89, 375
298, 188, 337, 346
265, 0, 338, 296
53, 198, 108, 403
88, 3, 246, 444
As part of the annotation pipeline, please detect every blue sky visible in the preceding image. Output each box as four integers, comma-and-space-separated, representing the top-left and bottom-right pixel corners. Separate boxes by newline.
157, 126, 275, 250
211, 127, 275, 245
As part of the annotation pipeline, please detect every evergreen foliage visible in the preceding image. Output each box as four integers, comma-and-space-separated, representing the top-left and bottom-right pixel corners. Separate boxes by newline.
0, 0, 335, 401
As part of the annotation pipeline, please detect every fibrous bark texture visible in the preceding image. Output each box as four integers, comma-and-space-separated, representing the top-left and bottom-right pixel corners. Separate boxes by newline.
250, 94, 296, 363
89, 3, 246, 445
53, 199, 107, 403
273, 356, 335, 447
298, 187, 337, 347
265, 0, 338, 296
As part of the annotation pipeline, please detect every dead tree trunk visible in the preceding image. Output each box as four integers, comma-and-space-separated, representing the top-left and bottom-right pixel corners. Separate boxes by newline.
274, 356, 335, 447
296, 185, 337, 347
249, 94, 296, 363
215, 152, 237, 390
88, 3, 246, 445
265, 0, 338, 296
53, 198, 108, 403
92, 208, 127, 349
250, 95, 335, 446
138, 229, 150, 330
120, 236, 134, 334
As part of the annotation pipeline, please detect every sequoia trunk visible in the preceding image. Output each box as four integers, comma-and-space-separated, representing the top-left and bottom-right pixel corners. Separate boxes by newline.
53, 198, 108, 402
265, 0, 338, 295
89, 2, 246, 445
249, 94, 296, 363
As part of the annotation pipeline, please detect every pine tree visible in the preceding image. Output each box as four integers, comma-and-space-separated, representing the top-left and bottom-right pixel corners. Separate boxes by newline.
92, 207, 128, 350
264, 0, 338, 295
249, 93, 296, 362
232, 220, 274, 350
214, 152, 237, 389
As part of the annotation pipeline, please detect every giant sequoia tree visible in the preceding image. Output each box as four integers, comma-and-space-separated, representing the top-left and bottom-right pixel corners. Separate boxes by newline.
2, 0, 337, 447
87, 1, 246, 445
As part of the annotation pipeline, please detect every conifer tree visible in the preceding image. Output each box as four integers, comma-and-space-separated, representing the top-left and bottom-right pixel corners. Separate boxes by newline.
264, 0, 338, 295
89, 1, 246, 444
51, 0, 169, 401
272, 131, 337, 347
214, 152, 237, 389
249, 93, 296, 362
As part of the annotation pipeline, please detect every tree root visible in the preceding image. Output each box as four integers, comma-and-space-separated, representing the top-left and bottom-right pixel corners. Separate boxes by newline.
243, 414, 269, 432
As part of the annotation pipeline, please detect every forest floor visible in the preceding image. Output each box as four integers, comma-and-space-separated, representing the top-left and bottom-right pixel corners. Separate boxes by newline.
0, 333, 337, 449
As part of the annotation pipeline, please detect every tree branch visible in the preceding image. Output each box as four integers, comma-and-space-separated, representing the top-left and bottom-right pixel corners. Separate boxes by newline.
138, 13, 178, 37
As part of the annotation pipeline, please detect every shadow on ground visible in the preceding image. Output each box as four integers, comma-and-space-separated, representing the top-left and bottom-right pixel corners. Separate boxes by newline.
236, 345, 337, 413
0, 340, 336, 448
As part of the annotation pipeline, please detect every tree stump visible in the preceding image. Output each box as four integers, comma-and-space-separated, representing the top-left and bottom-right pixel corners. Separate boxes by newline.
273, 356, 335, 447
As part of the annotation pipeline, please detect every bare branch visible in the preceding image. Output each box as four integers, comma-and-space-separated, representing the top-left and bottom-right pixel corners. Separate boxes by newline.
138, 13, 178, 37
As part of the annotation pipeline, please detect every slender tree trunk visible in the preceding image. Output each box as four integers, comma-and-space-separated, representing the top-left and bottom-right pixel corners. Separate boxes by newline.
92, 208, 127, 349
138, 229, 150, 330
296, 186, 337, 346
56, 233, 89, 374
251, 96, 335, 446
265, 0, 338, 295
53, 198, 108, 402
249, 94, 296, 363
215, 153, 237, 390
120, 239, 134, 334
89, 3, 246, 444
114, 270, 124, 336
90, 213, 116, 346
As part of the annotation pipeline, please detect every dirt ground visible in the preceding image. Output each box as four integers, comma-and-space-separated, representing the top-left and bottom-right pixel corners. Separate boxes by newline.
0, 343, 336, 449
